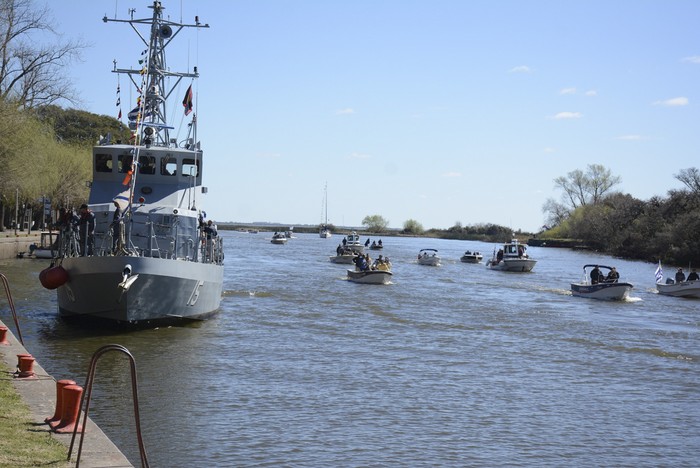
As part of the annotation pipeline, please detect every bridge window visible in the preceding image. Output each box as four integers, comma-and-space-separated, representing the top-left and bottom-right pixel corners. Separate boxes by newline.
118, 154, 134, 173
161, 155, 177, 176
182, 158, 199, 177
95, 154, 113, 172
139, 155, 156, 175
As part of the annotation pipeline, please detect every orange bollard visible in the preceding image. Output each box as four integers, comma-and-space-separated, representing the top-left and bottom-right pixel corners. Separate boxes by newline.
46, 379, 77, 427
16, 353, 32, 368
53, 384, 84, 434
17, 355, 36, 378
0, 325, 9, 345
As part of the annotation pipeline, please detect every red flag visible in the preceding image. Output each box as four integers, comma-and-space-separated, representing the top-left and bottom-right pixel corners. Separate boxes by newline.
182, 85, 193, 115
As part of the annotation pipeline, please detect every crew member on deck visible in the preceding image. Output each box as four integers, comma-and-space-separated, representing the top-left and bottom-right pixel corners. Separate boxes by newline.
688, 269, 699, 281
111, 201, 124, 253
78, 204, 95, 256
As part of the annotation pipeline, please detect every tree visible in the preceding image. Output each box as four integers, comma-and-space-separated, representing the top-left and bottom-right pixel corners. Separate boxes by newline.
0, 0, 87, 109
362, 214, 389, 233
675, 167, 700, 197
545, 164, 621, 225
402, 219, 424, 235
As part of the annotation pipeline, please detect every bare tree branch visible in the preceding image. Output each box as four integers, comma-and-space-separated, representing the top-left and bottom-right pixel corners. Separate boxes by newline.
0, 0, 87, 108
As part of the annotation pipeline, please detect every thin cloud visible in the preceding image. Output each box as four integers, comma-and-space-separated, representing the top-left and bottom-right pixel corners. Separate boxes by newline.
585, 90, 597, 97
508, 65, 532, 73
335, 108, 355, 115
559, 87, 576, 95
615, 134, 647, 141
681, 56, 700, 64
552, 111, 582, 120
348, 152, 371, 160
442, 171, 461, 178
256, 152, 282, 159
653, 97, 688, 107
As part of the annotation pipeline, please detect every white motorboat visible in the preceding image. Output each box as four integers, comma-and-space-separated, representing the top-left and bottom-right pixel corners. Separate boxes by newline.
656, 280, 700, 298
342, 232, 364, 253
347, 269, 392, 285
460, 250, 483, 263
655, 264, 700, 298
571, 264, 633, 300
46, 3, 223, 326
418, 248, 441, 266
271, 232, 288, 244
486, 238, 536, 272
29, 232, 59, 259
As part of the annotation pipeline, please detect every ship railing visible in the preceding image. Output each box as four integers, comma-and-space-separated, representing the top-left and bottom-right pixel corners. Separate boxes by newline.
200, 235, 224, 265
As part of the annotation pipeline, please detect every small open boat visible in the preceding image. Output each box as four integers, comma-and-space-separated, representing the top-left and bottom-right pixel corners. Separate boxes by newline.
460, 250, 483, 263
347, 269, 392, 284
571, 264, 633, 300
418, 249, 440, 266
29, 232, 59, 259
270, 232, 288, 244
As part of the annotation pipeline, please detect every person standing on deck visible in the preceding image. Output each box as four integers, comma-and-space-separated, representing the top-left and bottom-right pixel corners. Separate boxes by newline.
78, 204, 95, 256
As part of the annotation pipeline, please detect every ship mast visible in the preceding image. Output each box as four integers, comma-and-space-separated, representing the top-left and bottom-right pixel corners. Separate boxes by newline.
104, 1, 209, 147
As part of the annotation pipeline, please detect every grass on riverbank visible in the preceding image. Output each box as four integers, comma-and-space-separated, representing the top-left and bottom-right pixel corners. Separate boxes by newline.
0, 362, 70, 468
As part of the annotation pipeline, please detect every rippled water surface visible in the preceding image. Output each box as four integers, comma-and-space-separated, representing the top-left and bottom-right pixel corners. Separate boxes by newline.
1, 231, 699, 467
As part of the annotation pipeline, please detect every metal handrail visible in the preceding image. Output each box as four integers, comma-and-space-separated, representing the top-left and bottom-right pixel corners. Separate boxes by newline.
0, 273, 23, 345
68, 344, 149, 467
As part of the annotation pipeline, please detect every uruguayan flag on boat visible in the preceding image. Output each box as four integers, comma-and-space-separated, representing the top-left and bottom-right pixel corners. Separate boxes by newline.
654, 262, 663, 283
113, 189, 131, 211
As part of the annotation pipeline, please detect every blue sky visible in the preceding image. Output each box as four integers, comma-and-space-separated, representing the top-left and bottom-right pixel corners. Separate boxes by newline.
47, 1, 699, 232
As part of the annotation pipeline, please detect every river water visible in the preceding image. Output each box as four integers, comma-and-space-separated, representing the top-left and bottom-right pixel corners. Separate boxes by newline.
1, 231, 698, 467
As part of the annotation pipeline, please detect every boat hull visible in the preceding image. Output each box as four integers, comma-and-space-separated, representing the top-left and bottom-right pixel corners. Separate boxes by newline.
418, 257, 441, 266
486, 258, 536, 272
347, 269, 392, 284
656, 281, 700, 298
571, 282, 633, 300
330, 255, 356, 264
57, 256, 223, 325
31, 248, 56, 259
460, 255, 482, 263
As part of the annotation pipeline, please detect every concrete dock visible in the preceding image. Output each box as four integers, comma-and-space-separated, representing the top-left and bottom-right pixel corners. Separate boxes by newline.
0, 319, 134, 467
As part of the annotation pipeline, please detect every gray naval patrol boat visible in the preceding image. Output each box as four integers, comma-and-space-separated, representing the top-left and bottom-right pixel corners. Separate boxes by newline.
52, 2, 223, 326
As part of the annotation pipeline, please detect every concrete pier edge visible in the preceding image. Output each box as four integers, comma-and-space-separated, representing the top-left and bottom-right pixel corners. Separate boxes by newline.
0, 318, 134, 468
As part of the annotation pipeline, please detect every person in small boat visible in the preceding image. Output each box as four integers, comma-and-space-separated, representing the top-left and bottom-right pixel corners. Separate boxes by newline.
517, 246, 524, 258
336, 244, 342, 255
353, 254, 368, 271
605, 267, 619, 283
496, 249, 504, 263
78, 204, 95, 256
371, 241, 377, 248
675, 268, 686, 283
378, 239, 382, 246
590, 265, 602, 284
688, 269, 699, 282
365, 238, 370, 247
372, 255, 385, 270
